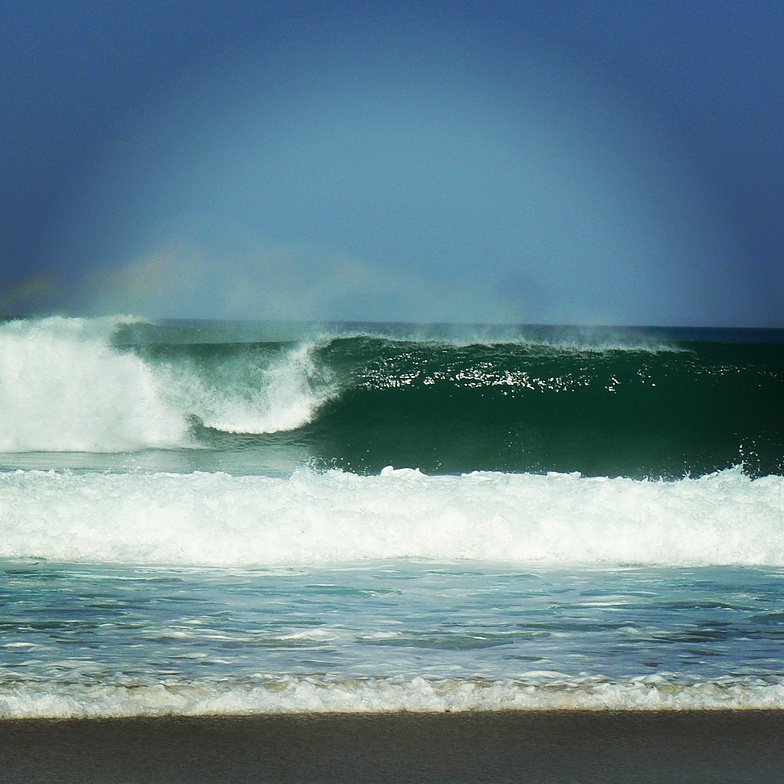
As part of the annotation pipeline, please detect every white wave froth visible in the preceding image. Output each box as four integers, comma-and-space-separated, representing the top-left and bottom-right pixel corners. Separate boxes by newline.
0, 317, 332, 451
0, 467, 781, 567
2, 674, 783, 718
0, 317, 186, 452
162, 340, 333, 434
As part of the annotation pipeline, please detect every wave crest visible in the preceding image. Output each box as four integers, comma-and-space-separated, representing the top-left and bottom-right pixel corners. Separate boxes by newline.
0, 317, 335, 452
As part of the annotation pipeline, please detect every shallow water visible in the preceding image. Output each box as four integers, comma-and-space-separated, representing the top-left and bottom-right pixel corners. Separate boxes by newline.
2, 560, 784, 715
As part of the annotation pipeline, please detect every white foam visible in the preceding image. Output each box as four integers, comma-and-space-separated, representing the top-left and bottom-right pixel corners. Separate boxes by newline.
0, 317, 187, 452
162, 340, 334, 434
2, 674, 783, 718
0, 318, 334, 451
0, 467, 781, 566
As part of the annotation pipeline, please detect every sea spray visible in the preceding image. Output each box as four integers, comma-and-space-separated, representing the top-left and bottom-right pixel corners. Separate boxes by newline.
0, 317, 186, 451
157, 339, 336, 434
0, 317, 336, 452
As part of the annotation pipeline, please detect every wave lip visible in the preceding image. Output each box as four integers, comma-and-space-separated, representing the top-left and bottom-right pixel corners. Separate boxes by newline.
1, 467, 781, 567
0, 317, 336, 452
164, 339, 336, 435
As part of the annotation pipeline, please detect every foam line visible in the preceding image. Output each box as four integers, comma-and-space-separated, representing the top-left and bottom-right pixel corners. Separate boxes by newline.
2, 674, 783, 718
1, 467, 780, 566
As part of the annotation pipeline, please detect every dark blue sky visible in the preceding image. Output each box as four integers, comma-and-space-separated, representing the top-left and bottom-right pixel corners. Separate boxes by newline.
1, 0, 782, 326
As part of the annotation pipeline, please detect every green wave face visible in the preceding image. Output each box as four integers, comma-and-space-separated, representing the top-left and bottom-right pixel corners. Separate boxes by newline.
307, 339, 783, 478
137, 331, 783, 479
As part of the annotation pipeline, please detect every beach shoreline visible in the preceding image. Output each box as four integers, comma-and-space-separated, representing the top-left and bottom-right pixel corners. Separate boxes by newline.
4, 709, 784, 783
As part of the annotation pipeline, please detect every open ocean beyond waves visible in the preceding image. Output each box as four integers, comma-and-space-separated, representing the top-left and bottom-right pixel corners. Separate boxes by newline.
1, 316, 783, 717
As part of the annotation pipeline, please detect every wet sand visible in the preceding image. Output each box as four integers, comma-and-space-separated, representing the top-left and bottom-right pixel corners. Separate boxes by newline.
3, 710, 784, 783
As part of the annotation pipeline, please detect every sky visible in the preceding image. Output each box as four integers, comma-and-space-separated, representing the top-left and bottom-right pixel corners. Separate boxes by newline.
1, 0, 782, 327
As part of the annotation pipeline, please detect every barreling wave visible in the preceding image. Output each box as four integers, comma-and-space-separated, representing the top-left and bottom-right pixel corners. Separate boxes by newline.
0, 317, 782, 478
1, 467, 781, 567
0, 317, 335, 453
153, 339, 335, 435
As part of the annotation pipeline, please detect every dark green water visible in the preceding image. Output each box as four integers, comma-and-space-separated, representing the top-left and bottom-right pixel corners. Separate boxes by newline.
121, 324, 784, 479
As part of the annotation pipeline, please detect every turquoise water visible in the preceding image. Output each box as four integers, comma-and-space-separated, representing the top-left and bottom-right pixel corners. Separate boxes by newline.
0, 317, 782, 716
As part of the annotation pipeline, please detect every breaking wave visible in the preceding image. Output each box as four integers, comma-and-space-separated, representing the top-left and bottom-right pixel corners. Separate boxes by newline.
1, 466, 780, 567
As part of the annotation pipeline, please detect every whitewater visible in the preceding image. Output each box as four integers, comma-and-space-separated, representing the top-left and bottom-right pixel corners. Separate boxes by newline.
1, 316, 782, 717
1, 467, 781, 567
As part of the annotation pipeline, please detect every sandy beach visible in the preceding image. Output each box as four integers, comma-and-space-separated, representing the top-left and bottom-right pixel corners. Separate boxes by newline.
3, 710, 784, 783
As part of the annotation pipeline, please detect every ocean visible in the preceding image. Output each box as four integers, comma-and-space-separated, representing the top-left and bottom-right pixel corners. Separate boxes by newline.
1, 316, 783, 717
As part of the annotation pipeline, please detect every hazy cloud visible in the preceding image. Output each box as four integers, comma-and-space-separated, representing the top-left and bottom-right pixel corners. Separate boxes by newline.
79, 242, 531, 324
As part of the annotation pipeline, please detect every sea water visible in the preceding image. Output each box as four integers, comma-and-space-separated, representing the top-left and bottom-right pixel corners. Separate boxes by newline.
0, 316, 782, 717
